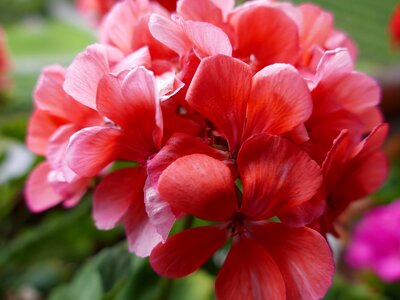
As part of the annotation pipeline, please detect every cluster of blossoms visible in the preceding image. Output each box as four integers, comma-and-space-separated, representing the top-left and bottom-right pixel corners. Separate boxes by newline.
25, 0, 388, 298
347, 199, 400, 282
0, 26, 11, 92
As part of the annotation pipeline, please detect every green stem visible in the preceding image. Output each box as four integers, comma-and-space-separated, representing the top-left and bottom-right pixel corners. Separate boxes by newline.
155, 215, 195, 300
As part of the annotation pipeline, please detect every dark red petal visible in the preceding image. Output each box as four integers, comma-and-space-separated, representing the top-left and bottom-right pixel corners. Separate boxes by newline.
252, 223, 334, 300
187, 55, 252, 151
158, 154, 237, 221
238, 134, 322, 220
245, 63, 312, 139
215, 237, 285, 300
150, 226, 227, 278
230, 6, 300, 67
66, 126, 122, 177
93, 167, 143, 230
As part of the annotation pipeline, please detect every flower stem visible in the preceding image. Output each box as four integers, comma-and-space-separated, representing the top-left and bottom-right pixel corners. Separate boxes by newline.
155, 215, 194, 300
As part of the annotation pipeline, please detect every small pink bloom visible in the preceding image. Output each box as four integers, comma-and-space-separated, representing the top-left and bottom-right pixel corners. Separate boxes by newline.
0, 27, 11, 91
347, 199, 400, 282
390, 3, 400, 45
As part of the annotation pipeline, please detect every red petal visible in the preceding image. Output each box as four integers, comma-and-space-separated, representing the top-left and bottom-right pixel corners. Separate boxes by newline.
150, 226, 227, 278
93, 167, 143, 230
97, 67, 162, 158
215, 237, 285, 300
158, 154, 237, 221
238, 134, 322, 220
252, 223, 334, 300
230, 6, 300, 67
146, 133, 227, 237
245, 63, 312, 139
66, 126, 122, 177
25, 162, 63, 212
187, 55, 252, 151
64, 44, 123, 109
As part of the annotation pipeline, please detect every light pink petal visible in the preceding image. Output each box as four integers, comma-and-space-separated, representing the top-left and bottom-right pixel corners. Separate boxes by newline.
156, 71, 185, 101
178, 0, 224, 24
150, 226, 227, 277
66, 126, 122, 178
238, 134, 323, 221
25, 162, 63, 212
112, 46, 151, 72
245, 63, 312, 138
100, 1, 136, 54
124, 192, 163, 257
149, 14, 192, 57
64, 43, 124, 109
230, 5, 300, 66
252, 222, 334, 300
187, 55, 252, 151
216, 237, 285, 300
210, 0, 234, 19
158, 154, 238, 222
93, 167, 144, 230
182, 20, 232, 57
97, 67, 162, 160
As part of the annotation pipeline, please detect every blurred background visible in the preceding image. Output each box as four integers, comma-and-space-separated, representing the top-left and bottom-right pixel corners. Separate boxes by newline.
0, 0, 399, 299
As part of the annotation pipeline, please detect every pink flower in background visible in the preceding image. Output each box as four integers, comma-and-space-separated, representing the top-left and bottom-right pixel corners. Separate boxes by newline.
347, 199, 400, 282
0, 26, 11, 91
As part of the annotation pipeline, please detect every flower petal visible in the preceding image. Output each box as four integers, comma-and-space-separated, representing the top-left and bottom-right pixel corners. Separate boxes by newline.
158, 154, 237, 221
215, 237, 285, 300
245, 63, 312, 138
252, 222, 334, 300
230, 5, 300, 66
238, 134, 322, 220
25, 162, 63, 212
150, 226, 227, 278
93, 167, 143, 230
63, 43, 123, 109
187, 55, 252, 151
97, 67, 162, 158
124, 193, 163, 257
66, 126, 122, 177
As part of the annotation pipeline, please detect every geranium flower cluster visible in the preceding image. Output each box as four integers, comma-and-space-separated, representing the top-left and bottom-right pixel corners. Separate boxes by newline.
25, 0, 388, 299
347, 199, 400, 282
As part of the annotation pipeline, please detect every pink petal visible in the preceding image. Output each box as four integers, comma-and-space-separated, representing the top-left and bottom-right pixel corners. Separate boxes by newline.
63, 44, 124, 110
25, 162, 63, 212
158, 154, 238, 222
112, 46, 152, 72
124, 193, 163, 257
97, 67, 162, 160
230, 5, 300, 67
187, 55, 252, 151
215, 237, 285, 300
66, 126, 122, 177
245, 63, 312, 138
178, 0, 224, 24
149, 14, 192, 57
182, 20, 232, 57
238, 134, 322, 221
150, 226, 227, 277
93, 167, 144, 230
252, 222, 334, 300
26, 110, 65, 155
